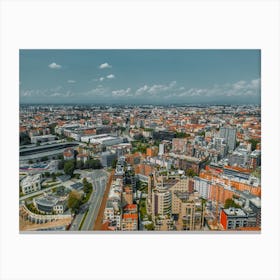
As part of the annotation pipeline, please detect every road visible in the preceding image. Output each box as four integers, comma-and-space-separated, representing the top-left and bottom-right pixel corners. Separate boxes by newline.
69, 169, 109, 231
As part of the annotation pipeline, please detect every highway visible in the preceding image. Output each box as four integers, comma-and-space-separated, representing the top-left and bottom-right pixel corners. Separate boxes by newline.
70, 169, 109, 231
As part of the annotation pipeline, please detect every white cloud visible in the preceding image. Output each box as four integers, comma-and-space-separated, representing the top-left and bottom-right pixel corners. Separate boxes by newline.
135, 81, 177, 96
112, 88, 131, 97
99, 62, 112, 69
107, 74, 115, 79
67, 80, 76, 84
135, 85, 149, 96
82, 85, 109, 97
48, 62, 62, 69
99, 77, 105, 82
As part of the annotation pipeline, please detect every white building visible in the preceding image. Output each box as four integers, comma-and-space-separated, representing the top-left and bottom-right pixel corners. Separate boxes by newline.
81, 134, 123, 146
30, 134, 56, 144
21, 174, 41, 195
193, 177, 211, 199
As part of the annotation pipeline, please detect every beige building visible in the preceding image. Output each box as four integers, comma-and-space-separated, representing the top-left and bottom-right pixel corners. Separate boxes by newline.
175, 192, 205, 231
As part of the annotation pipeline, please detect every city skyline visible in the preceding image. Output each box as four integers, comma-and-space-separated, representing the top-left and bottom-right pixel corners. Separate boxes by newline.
20, 49, 261, 105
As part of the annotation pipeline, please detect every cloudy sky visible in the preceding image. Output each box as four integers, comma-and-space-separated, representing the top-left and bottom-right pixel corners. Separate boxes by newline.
20, 49, 260, 105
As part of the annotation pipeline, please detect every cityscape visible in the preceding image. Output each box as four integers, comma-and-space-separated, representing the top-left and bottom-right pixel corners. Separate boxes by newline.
19, 50, 261, 232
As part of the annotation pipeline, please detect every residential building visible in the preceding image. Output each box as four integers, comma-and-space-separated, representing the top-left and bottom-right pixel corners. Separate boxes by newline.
220, 127, 237, 152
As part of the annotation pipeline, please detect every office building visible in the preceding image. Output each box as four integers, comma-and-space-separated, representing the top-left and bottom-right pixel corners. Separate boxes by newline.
21, 174, 41, 195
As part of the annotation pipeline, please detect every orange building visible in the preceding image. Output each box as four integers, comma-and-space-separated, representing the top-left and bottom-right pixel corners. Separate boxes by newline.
121, 213, 138, 231
134, 164, 155, 177
200, 169, 261, 198
146, 146, 159, 157
209, 184, 235, 205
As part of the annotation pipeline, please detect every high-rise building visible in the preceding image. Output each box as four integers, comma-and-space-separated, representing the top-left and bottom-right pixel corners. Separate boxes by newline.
158, 143, 165, 156
152, 185, 172, 217
219, 127, 237, 152
174, 192, 205, 230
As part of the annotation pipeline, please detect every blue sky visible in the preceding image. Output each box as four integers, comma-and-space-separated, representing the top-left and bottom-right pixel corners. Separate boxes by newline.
20, 50, 261, 104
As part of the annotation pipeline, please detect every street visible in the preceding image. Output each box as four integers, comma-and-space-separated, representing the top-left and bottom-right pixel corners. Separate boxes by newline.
70, 169, 109, 231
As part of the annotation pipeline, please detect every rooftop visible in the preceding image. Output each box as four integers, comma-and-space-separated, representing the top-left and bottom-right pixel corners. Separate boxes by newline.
223, 208, 247, 217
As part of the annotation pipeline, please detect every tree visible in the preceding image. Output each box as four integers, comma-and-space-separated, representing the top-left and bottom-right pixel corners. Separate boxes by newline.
186, 169, 197, 177
145, 223, 155, 230
175, 132, 189, 138
82, 178, 93, 194
88, 159, 102, 169
248, 138, 259, 151
58, 159, 65, 170
224, 198, 241, 209
64, 160, 75, 176
112, 159, 118, 169
49, 123, 57, 135
20, 132, 31, 145
51, 173, 56, 182
197, 131, 205, 137
76, 160, 84, 170
68, 190, 82, 213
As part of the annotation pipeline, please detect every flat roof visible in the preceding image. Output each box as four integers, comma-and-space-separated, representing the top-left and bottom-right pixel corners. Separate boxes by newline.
223, 208, 247, 217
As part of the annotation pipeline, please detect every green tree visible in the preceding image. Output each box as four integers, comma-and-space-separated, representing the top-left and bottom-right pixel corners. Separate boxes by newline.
175, 132, 190, 138
68, 190, 82, 213
64, 160, 75, 176
76, 160, 84, 170
248, 138, 260, 151
88, 159, 102, 169
49, 123, 57, 135
112, 159, 118, 169
197, 131, 205, 137
51, 173, 56, 182
58, 159, 65, 170
186, 169, 198, 177
145, 223, 155, 230
224, 198, 241, 209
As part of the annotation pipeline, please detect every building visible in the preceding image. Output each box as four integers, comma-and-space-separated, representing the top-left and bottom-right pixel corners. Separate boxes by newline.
63, 148, 75, 160
121, 213, 138, 231
101, 152, 117, 167
76, 153, 88, 163
20, 142, 79, 164
21, 174, 41, 194
30, 134, 57, 144
146, 146, 158, 157
33, 194, 67, 214
249, 197, 261, 227
249, 150, 261, 170
219, 127, 237, 152
122, 186, 133, 206
81, 134, 123, 146
172, 138, 187, 153
193, 177, 211, 199
158, 143, 165, 155
220, 208, 256, 230
152, 185, 172, 217
174, 192, 205, 230
223, 166, 250, 180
